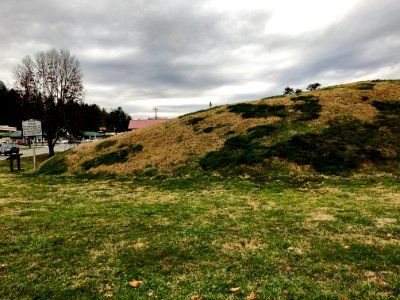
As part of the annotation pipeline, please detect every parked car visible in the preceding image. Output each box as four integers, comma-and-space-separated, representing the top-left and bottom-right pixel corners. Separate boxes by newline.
0, 143, 20, 155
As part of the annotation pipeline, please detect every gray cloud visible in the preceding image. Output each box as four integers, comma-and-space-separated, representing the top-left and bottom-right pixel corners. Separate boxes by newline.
1, 0, 400, 118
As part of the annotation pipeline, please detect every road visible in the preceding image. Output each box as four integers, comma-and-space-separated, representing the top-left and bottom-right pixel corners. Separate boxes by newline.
0, 143, 79, 161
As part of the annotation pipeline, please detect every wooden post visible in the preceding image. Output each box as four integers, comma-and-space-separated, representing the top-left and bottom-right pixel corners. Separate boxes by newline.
17, 154, 21, 171
9, 157, 13, 172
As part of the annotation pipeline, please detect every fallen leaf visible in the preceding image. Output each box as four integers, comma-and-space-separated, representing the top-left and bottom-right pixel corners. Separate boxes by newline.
230, 287, 240, 293
365, 271, 376, 279
378, 279, 389, 287
343, 245, 350, 250
282, 290, 289, 295
246, 292, 257, 299
128, 280, 141, 288
104, 292, 113, 298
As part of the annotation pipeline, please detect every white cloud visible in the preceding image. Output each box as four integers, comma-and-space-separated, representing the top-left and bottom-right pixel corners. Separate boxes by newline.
265, 0, 362, 34
0, 0, 399, 119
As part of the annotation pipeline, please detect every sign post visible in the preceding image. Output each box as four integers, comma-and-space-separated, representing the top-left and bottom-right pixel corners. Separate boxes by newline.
22, 120, 42, 171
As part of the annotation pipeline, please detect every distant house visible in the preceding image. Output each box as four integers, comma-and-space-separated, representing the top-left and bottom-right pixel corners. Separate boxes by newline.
0, 126, 18, 143
0, 125, 17, 133
81, 131, 109, 140
128, 119, 168, 131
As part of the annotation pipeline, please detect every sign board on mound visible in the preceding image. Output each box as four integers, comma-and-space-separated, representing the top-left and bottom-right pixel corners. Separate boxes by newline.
22, 120, 42, 137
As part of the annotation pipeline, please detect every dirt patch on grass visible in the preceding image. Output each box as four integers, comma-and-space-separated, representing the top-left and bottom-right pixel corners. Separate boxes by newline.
363, 270, 396, 288
307, 210, 337, 222
330, 233, 400, 246
375, 217, 397, 228
217, 238, 266, 253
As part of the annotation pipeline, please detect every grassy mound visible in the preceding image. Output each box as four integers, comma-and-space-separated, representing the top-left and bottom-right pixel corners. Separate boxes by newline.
38, 80, 400, 178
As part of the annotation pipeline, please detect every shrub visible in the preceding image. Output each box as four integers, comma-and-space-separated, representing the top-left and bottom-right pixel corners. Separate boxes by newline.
293, 101, 322, 121
37, 154, 68, 175
185, 117, 206, 126
306, 83, 321, 91
127, 144, 143, 153
291, 95, 321, 120
352, 83, 375, 90
142, 166, 157, 177
283, 86, 294, 95
176, 135, 183, 143
247, 125, 278, 139
202, 127, 214, 133
361, 96, 369, 101
96, 139, 117, 151
291, 95, 318, 102
224, 130, 235, 136
372, 101, 400, 115
199, 112, 399, 176
228, 103, 288, 118
82, 150, 128, 170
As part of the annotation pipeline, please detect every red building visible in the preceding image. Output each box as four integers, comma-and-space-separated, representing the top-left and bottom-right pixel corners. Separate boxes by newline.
128, 119, 168, 131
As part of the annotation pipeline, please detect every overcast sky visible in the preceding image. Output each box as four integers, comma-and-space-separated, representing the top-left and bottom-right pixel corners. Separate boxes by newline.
1, 0, 400, 119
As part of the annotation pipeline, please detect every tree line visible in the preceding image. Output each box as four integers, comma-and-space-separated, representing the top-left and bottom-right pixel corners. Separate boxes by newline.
283, 83, 321, 95
0, 48, 131, 156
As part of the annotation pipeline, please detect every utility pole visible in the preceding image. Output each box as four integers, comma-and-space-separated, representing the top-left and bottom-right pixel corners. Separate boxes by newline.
153, 107, 159, 119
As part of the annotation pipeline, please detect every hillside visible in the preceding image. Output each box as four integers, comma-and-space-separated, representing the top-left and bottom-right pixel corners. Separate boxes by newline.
39, 80, 400, 178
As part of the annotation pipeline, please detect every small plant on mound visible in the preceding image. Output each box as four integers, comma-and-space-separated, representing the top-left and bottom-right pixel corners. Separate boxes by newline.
82, 150, 129, 171
267, 116, 399, 174
228, 103, 288, 118
199, 108, 400, 176
141, 165, 157, 177
372, 100, 400, 115
202, 126, 214, 133
82, 143, 143, 171
184, 116, 206, 126
247, 124, 278, 139
95, 139, 117, 151
291, 95, 322, 121
361, 96, 369, 101
290, 95, 318, 102
352, 83, 375, 90
200, 135, 265, 171
37, 154, 68, 175
224, 130, 235, 136
127, 144, 143, 153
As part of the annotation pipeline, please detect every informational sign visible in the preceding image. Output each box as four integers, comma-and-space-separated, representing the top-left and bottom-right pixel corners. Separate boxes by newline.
22, 120, 42, 137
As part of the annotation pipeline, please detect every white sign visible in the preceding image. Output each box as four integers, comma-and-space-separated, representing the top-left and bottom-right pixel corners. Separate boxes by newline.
22, 120, 42, 137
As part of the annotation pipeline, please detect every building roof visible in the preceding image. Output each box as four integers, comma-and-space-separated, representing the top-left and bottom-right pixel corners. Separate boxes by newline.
81, 131, 110, 137
9, 131, 22, 138
0, 125, 17, 132
128, 119, 168, 130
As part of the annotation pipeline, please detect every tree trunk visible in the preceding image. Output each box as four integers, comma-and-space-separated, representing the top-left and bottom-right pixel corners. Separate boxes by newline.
48, 140, 55, 157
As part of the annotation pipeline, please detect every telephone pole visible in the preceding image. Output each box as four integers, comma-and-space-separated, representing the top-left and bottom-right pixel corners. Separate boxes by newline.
153, 107, 159, 119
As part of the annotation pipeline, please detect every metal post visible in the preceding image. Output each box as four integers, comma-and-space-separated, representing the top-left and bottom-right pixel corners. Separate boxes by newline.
33, 139, 36, 171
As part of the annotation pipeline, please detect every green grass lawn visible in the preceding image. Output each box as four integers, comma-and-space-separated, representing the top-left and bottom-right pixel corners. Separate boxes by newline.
0, 159, 399, 299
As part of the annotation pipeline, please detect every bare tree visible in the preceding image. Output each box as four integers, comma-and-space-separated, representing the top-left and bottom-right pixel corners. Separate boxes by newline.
13, 49, 84, 156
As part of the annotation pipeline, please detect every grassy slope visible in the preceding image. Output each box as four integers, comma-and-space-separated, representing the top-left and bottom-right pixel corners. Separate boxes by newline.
41, 80, 400, 177
0, 169, 399, 299
1, 82, 399, 298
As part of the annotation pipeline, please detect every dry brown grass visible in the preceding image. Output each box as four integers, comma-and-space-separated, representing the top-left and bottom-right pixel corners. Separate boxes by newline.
62, 80, 400, 175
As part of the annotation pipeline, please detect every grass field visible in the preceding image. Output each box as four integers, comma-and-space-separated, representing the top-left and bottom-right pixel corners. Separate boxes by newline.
0, 157, 399, 299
